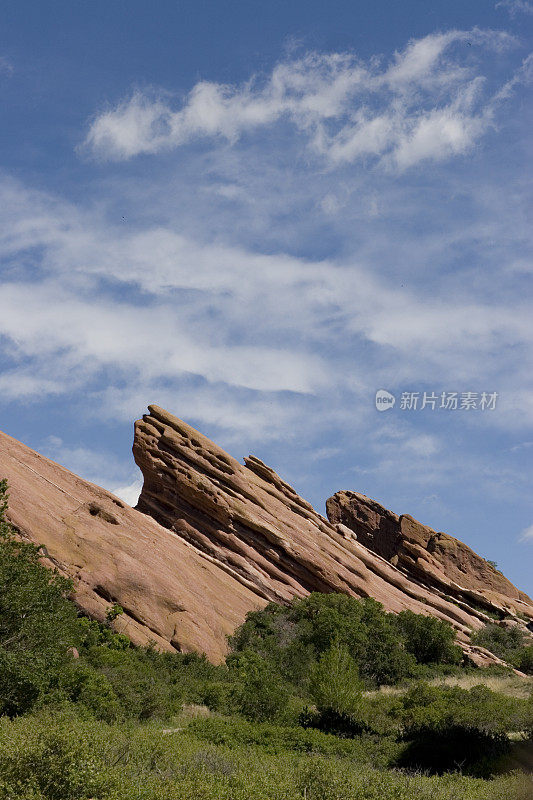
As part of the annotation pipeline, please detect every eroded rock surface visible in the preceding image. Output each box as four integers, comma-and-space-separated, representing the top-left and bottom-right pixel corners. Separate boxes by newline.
132, 405, 533, 661
326, 490, 533, 623
1, 405, 531, 667
0, 428, 264, 662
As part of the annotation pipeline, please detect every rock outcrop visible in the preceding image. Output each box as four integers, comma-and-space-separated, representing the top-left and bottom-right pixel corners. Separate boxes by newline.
326, 490, 533, 622
1, 404, 531, 667
0, 428, 264, 662
132, 405, 533, 661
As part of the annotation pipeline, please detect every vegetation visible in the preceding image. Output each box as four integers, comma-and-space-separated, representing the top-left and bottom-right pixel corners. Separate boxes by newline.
472, 622, 533, 674
0, 479, 532, 798
1, 707, 532, 800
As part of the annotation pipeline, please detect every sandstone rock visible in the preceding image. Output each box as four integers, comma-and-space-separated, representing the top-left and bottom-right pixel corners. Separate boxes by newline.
1, 405, 531, 668
0, 428, 264, 662
132, 405, 532, 655
326, 490, 533, 623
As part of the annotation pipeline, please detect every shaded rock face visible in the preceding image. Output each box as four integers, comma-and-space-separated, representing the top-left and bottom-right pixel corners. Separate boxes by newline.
326, 490, 533, 620
1, 405, 531, 667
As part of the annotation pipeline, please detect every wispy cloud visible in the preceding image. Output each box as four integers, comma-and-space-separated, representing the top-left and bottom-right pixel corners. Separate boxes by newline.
83, 29, 517, 171
0, 57, 13, 76
0, 28, 531, 526
41, 436, 142, 499
519, 524, 533, 542
0, 174, 531, 434
496, 0, 533, 17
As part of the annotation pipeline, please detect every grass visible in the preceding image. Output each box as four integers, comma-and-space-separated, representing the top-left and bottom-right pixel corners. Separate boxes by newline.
367, 671, 533, 699
428, 674, 533, 699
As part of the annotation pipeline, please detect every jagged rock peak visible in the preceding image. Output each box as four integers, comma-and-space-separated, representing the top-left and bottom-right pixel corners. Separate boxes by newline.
326, 490, 533, 620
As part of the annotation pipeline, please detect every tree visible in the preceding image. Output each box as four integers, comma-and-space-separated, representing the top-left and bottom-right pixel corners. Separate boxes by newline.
396, 610, 462, 665
229, 592, 421, 689
291, 593, 416, 685
226, 649, 289, 722
309, 642, 363, 716
0, 480, 81, 715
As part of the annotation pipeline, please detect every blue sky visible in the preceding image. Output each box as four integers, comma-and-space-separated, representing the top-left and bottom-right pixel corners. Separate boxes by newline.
1, 0, 532, 593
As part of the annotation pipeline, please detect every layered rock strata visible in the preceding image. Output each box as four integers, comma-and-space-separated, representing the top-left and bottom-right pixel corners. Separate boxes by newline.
326, 490, 533, 625
0, 428, 263, 662
133, 406, 533, 664
1, 404, 531, 668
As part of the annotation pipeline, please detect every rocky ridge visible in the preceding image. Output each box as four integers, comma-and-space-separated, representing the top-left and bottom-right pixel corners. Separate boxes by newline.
0, 404, 531, 667
326, 490, 532, 622
0, 427, 263, 662
133, 405, 533, 664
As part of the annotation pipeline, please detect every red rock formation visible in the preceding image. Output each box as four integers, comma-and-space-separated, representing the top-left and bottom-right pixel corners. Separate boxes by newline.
325, 490, 533, 625
132, 405, 533, 662
1, 404, 531, 668
0, 428, 263, 662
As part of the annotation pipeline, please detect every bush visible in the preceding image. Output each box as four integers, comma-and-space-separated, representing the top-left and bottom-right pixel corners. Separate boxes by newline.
395, 682, 533, 776
510, 644, 533, 675
301, 642, 371, 736
226, 650, 290, 722
471, 623, 525, 660
229, 593, 422, 690
309, 642, 363, 716
62, 665, 123, 722
396, 724, 509, 778
82, 646, 183, 721
396, 610, 462, 665
471, 623, 533, 674
0, 710, 115, 799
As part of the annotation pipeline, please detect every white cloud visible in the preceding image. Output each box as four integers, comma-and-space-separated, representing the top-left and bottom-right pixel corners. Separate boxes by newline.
496, 0, 533, 17
510, 441, 533, 452
112, 478, 143, 507
519, 524, 533, 542
40, 437, 142, 498
82, 29, 517, 170
0, 170, 531, 440
0, 57, 13, 76
0, 28, 531, 519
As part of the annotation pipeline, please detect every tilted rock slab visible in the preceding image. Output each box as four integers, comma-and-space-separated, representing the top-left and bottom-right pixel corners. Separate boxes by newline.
133, 405, 532, 663
326, 490, 533, 627
0, 428, 263, 662
1, 405, 531, 666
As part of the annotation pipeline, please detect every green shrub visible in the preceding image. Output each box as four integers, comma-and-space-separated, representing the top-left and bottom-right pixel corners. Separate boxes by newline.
226, 650, 290, 722
0, 480, 81, 716
0, 706, 530, 800
0, 710, 115, 799
471, 623, 533, 674
63, 665, 123, 722
309, 642, 363, 716
510, 644, 533, 675
396, 610, 462, 664
229, 593, 422, 690
471, 623, 525, 659
83, 646, 183, 721
395, 682, 533, 776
